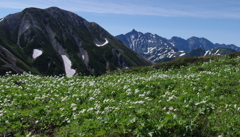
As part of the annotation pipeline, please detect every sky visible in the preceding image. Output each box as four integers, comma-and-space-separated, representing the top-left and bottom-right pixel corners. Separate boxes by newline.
0, 0, 240, 46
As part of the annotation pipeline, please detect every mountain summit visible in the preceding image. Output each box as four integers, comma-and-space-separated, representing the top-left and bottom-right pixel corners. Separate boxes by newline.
116, 30, 240, 62
0, 7, 152, 76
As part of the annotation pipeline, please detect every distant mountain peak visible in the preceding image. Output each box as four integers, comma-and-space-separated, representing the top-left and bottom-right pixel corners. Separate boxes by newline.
116, 30, 239, 63
131, 29, 137, 32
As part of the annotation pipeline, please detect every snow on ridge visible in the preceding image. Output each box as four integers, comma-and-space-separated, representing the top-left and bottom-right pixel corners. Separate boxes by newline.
32, 49, 43, 59
95, 38, 109, 47
180, 53, 186, 56
0, 18, 4, 22
61, 55, 76, 78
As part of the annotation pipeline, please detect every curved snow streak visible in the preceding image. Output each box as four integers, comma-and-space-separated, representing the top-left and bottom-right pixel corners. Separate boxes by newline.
95, 38, 109, 47
179, 53, 186, 57
0, 18, 4, 22
32, 49, 43, 59
61, 55, 76, 78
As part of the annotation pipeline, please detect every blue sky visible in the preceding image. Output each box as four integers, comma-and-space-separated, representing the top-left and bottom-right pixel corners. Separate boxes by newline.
0, 0, 240, 46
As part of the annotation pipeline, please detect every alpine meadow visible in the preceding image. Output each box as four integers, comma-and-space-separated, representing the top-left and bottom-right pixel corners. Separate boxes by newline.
0, 52, 240, 136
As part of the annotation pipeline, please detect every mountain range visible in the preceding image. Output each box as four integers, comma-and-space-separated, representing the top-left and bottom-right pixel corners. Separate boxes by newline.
0, 7, 152, 76
116, 29, 240, 63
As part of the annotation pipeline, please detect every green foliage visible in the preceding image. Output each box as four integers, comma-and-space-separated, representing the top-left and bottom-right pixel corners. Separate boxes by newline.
16, 60, 39, 74
152, 55, 219, 70
227, 51, 240, 58
0, 54, 240, 136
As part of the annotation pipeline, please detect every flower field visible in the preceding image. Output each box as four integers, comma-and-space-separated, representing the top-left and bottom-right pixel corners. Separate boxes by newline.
0, 55, 240, 136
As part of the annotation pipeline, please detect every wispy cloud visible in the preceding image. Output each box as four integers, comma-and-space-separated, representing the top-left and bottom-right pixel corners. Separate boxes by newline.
0, 0, 240, 19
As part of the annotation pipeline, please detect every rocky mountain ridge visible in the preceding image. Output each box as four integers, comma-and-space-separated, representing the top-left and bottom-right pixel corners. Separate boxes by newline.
0, 7, 153, 76
116, 29, 239, 62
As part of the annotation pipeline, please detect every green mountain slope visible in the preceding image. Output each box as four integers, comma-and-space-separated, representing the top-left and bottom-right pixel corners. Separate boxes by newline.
0, 7, 153, 76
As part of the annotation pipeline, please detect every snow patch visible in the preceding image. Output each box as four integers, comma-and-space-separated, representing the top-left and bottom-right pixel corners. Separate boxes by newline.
144, 47, 157, 54
61, 55, 76, 78
204, 50, 211, 56
169, 53, 174, 58
32, 49, 43, 59
0, 18, 4, 22
95, 38, 109, 47
180, 53, 186, 56
170, 42, 175, 47
214, 49, 220, 55
148, 40, 153, 43
82, 55, 85, 60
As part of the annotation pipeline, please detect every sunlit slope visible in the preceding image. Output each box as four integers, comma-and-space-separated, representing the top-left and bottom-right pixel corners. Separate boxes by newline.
0, 52, 240, 136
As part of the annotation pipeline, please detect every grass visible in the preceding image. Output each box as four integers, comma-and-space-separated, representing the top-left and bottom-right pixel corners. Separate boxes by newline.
0, 53, 240, 136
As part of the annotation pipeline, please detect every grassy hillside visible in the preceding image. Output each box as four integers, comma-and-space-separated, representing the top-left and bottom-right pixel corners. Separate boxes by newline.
0, 52, 240, 136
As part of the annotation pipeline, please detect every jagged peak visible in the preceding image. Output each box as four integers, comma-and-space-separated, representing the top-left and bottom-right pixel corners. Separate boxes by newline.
131, 29, 137, 32
171, 36, 183, 40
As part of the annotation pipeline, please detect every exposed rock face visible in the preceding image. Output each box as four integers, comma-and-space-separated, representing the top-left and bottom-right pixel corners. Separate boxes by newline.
116, 30, 239, 63
0, 7, 153, 76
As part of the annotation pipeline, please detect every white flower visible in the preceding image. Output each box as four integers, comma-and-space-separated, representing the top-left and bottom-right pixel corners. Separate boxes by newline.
103, 99, 110, 103
139, 94, 145, 97
169, 107, 173, 111
71, 103, 76, 107
72, 107, 77, 111
79, 109, 86, 113
26, 132, 32, 137
61, 96, 68, 101
133, 101, 144, 104
73, 114, 78, 119
167, 95, 176, 102
87, 108, 94, 112
123, 85, 129, 89
135, 89, 140, 94
89, 97, 95, 100
195, 100, 206, 105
